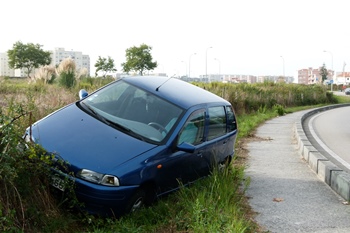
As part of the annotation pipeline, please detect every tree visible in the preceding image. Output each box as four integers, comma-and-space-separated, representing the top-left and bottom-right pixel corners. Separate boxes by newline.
7, 41, 52, 79
94, 56, 117, 77
319, 63, 329, 83
121, 44, 157, 75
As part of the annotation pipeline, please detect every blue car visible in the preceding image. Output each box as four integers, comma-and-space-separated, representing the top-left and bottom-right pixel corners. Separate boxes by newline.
24, 76, 238, 216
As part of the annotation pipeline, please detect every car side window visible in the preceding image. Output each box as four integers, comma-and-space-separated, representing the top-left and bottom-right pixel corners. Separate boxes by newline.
178, 110, 205, 145
226, 105, 237, 132
207, 106, 226, 140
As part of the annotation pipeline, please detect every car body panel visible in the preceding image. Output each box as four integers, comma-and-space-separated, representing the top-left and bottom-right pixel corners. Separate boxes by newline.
113, 76, 231, 109
28, 103, 157, 173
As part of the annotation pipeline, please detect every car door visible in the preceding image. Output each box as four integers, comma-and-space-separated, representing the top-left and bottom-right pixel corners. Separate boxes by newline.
206, 105, 233, 165
155, 109, 209, 193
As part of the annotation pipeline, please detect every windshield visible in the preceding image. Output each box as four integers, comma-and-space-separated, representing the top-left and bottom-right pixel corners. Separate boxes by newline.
80, 80, 183, 143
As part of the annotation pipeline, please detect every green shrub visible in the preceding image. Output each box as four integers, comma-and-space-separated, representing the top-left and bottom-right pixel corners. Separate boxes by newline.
273, 104, 286, 116
58, 71, 75, 88
0, 102, 75, 232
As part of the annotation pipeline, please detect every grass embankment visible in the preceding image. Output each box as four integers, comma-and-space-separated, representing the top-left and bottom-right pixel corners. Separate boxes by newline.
0, 77, 349, 232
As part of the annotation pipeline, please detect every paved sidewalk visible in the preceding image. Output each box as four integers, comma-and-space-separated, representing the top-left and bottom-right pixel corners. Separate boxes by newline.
245, 110, 350, 233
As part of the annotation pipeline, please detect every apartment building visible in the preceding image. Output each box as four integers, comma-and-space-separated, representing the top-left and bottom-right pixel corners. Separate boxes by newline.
297, 67, 334, 85
221, 74, 256, 83
0, 52, 14, 77
50, 48, 90, 75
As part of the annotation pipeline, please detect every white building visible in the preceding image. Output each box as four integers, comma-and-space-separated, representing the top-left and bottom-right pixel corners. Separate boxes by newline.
335, 72, 350, 85
50, 48, 90, 75
14, 68, 26, 77
0, 52, 14, 77
0, 48, 91, 78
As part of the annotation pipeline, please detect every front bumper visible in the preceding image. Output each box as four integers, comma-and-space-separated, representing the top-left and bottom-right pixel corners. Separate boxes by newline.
52, 171, 139, 216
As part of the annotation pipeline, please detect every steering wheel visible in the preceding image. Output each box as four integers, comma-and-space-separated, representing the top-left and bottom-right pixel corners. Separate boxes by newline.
148, 122, 168, 134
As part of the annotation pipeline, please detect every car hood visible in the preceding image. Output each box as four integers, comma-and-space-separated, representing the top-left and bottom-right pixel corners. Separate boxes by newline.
28, 103, 157, 173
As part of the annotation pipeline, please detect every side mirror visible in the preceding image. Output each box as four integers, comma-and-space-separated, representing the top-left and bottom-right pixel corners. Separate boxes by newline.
177, 142, 195, 153
79, 89, 88, 100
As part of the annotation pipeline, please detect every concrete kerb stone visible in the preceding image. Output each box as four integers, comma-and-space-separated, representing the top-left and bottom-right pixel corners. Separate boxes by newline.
294, 121, 303, 132
331, 171, 350, 201
293, 122, 312, 157
298, 136, 309, 152
298, 140, 312, 158
318, 160, 343, 185
298, 103, 350, 201
294, 126, 308, 149
308, 151, 327, 173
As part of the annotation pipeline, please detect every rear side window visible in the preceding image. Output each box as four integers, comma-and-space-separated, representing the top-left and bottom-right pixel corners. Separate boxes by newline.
207, 106, 226, 140
226, 105, 237, 132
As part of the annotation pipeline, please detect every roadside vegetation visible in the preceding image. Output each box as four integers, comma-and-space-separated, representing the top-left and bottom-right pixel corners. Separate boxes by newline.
0, 74, 348, 232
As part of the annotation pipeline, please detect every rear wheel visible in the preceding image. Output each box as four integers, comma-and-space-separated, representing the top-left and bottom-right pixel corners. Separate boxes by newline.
218, 156, 232, 171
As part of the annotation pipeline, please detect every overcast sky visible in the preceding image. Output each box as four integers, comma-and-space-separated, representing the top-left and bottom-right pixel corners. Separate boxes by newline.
1, 0, 349, 77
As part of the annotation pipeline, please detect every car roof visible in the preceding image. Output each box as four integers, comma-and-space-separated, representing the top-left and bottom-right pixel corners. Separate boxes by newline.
122, 76, 230, 109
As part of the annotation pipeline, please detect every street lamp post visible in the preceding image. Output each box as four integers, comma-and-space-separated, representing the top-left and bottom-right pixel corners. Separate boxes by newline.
323, 50, 333, 70
280, 56, 285, 78
205, 46, 213, 82
214, 58, 221, 74
323, 50, 334, 91
181, 61, 187, 77
189, 53, 196, 78
214, 58, 223, 81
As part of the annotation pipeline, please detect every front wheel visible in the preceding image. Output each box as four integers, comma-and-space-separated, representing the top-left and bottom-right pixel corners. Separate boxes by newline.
125, 189, 146, 213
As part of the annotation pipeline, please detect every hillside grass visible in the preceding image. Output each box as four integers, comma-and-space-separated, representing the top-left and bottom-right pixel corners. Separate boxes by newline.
0, 76, 349, 232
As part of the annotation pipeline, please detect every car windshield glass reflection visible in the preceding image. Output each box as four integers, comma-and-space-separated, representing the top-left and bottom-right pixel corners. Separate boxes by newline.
80, 80, 183, 142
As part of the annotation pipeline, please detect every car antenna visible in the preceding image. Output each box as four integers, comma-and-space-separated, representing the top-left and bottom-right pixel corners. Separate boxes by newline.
156, 74, 176, 91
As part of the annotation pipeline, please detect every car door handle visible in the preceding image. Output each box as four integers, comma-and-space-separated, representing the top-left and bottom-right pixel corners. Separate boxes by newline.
196, 150, 204, 157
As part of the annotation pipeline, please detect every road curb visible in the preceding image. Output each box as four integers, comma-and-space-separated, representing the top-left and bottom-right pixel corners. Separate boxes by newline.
294, 103, 350, 201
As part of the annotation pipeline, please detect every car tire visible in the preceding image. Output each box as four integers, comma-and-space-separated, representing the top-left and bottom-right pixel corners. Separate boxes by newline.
125, 189, 146, 213
218, 156, 232, 171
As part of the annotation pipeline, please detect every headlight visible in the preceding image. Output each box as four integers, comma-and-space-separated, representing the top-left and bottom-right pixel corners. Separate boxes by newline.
77, 169, 120, 186
24, 133, 32, 143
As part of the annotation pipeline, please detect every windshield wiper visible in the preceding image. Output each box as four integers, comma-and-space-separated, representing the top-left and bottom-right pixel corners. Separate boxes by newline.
80, 102, 110, 125
104, 119, 145, 141
80, 102, 145, 141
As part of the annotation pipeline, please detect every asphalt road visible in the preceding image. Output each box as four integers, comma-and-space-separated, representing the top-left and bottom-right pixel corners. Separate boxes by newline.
245, 110, 350, 233
309, 107, 350, 168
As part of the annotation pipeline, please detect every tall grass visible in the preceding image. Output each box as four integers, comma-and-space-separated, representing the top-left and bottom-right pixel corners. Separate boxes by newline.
33, 65, 56, 84
87, 165, 254, 233
195, 81, 337, 115
56, 58, 76, 88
